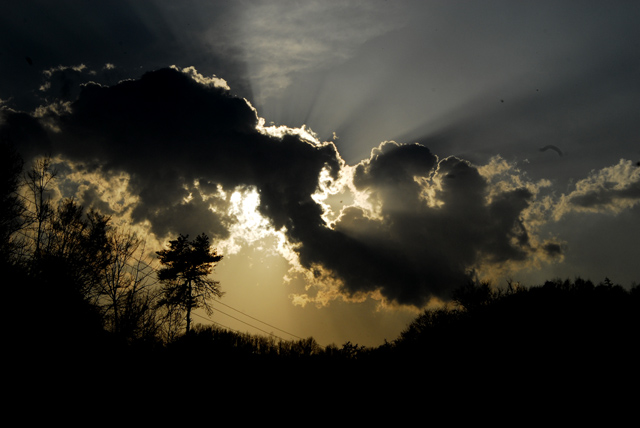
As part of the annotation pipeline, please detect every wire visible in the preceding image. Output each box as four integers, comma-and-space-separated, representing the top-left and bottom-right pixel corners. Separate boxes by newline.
210, 300, 303, 340
126, 239, 305, 341
191, 312, 237, 334
192, 311, 288, 342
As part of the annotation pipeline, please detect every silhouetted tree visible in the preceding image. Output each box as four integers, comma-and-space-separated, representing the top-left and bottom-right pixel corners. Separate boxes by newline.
94, 229, 161, 343
39, 198, 112, 295
291, 337, 322, 358
0, 142, 26, 262
451, 279, 497, 311
22, 199, 113, 347
23, 156, 57, 257
156, 233, 223, 334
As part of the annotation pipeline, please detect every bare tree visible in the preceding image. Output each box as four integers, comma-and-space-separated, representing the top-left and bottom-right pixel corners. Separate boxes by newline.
96, 230, 161, 342
42, 199, 112, 294
0, 142, 27, 261
23, 156, 57, 257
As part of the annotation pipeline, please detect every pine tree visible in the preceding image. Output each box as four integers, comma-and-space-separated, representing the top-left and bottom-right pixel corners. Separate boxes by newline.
156, 233, 223, 334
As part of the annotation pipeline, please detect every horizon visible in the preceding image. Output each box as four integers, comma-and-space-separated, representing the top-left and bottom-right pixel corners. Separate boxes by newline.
2, 1, 639, 347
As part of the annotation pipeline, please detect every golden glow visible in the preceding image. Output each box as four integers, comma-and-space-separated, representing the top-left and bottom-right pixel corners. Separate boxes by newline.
219, 186, 274, 255
170, 65, 230, 90
256, 117, 321, 146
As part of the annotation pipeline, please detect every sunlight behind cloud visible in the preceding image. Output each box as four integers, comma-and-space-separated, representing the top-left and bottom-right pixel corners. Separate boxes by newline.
256, 118, 320, 145
218, 186, 274, 255
171, 65, 230, 90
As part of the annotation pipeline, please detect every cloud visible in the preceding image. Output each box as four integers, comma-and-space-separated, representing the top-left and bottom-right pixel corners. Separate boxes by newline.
3, 66, 342, 240
290, 142, 564, 307
174, 66, 230, 91
555, 159, 640, 218
1, 66, 565, 310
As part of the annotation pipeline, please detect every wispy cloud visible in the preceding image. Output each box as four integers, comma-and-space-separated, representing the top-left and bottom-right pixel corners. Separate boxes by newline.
207, 0, 406, 106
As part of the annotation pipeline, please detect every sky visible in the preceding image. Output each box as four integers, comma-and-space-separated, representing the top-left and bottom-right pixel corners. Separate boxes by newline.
1, 0, 639, 347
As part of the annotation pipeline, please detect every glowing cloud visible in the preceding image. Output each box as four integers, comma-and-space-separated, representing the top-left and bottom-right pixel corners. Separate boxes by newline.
555, 159, 640, 218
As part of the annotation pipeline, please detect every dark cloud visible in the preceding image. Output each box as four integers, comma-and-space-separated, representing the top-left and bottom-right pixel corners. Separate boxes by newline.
353, 142, 438, 213
138, 189, 232, 241
313, 142, 554, 306
0, 110, 52, 160
3, 66, 341, 237
570, 183, 640, 210
1, 66, 561, 308
40, 65, 90, 102
542, 242, 563, 258
565, 161, 640, 213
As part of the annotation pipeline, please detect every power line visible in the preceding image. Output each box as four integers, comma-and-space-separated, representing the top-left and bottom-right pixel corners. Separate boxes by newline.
129, 244, 305, 341
192, 311, 289, 342
210, 300, 303, 340
191, 312, 238, 335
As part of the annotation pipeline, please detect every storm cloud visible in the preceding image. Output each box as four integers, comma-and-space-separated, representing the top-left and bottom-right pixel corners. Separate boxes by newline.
0, 65, 601, 308
320, 142, 548, 306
